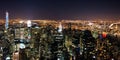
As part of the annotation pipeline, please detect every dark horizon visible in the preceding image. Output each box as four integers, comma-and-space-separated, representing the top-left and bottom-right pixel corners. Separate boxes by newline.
0, 0, 120, 20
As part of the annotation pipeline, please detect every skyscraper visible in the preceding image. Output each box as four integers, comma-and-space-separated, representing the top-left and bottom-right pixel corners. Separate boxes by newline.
5, 12, 9, 30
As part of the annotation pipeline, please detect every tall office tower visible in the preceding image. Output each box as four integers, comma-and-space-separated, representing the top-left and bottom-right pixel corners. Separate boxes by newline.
58, 22, 62, 33
5, 12, 9, 30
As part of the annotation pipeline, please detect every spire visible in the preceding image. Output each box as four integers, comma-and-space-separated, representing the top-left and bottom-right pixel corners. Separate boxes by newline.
5, 11, 9, 29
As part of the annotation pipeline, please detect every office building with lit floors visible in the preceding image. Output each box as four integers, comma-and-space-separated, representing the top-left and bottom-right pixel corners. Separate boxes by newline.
50, 27, 65, 60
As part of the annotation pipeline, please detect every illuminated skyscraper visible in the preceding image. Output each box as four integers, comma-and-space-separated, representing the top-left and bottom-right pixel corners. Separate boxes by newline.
5, 12, 9, 29
58, 22, 62, 33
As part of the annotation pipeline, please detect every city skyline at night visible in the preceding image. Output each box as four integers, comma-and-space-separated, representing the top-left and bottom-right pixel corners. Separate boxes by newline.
0, 0, 120, 60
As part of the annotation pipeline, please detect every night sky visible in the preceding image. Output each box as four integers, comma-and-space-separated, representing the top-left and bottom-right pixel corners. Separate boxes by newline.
0, 0, 120, 20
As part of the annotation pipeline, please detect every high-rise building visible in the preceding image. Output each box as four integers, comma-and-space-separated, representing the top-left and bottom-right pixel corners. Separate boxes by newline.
5, 12, 9, 30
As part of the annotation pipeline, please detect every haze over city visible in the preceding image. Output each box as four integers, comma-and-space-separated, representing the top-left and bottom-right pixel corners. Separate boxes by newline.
0, 0, 120, 20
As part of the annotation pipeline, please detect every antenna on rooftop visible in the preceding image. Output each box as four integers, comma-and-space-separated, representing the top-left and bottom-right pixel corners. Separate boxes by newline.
5, 11, 9, 30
